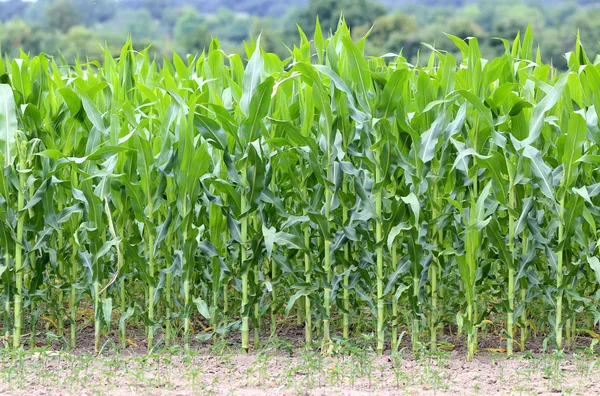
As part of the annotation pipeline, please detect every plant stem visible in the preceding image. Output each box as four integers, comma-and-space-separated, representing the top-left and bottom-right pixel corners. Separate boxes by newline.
473, 299, 479, 355
120, 275, 126, 347
323, 235, 331, 352
391, 241, 398, 351
4, 284, 10, 346
520, 288, 527, 352
270, 257, 276, 337
254, 213, 260, 349
507, 186, 516, 356
508, 268, 514, 355
147, 230, 155, 352
565, 317, 571, 350
412, 260, 419, 352
183, 209, 191, 350
223, 277, 228, 327
13, 158, 26, 348
29, 231, 37, 348
211, 255, 219, 344
29, 299, 35, 348
56, 202, 64, 337
430, 262, 437, 351
241, 190, 249, 352
70, 236, 78, 349
269, 174, 277, 338
375, 165, 384, 355
431, 181, 440, 351
322, 160, 332, 353
304, 217, 311, 345
183, 276, 190, 351
94, 280, 100, 353
556, 196, 565, 349
342, 178, 350, 340
467, 301, 475, 361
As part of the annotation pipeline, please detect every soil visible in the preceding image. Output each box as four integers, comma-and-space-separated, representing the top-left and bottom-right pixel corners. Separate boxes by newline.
0, 323, 598, 395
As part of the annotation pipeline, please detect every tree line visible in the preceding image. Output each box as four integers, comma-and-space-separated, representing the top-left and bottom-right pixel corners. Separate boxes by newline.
0, 0, 599, 69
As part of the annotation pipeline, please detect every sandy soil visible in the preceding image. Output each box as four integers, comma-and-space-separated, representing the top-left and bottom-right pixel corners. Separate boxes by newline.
0, 342, 598, 395
0, 324, 598, 395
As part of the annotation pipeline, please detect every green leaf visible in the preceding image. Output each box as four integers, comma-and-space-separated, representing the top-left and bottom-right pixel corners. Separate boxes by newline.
378, 69, 408, 118
587, 256, 600, 285
195, 114, 229, 152
445, 33, 469, 58
561, 111, 586, 188
193, 297, 211, 320
523, 145, 555, 200
245, 143, 266, 211
517, 72, 569, 148
273, 231, 305, 252
419, 111, 446, 164
508, 100, 533, 116
58, 87, 82, 114
119, 307, 134, 333
384, 257, 410, 296
285, 286, 317, 316
80, 91, 107, 132
341, 35, 373, 112
478, 152, 508, 207
23, 178, 52, 211
402, 193, 420, 226
240, 36, 264, 115
94, 238, 121, 263
102, 298, 113, 328
241, 76, 274, 143
314, 17, 325, 64
313, 65, 367, 123
387, 222, 411, 251
0, 84, 17, 166
487, 218, 513, 269
263, 225, 304, 258
457, 90, 494, 130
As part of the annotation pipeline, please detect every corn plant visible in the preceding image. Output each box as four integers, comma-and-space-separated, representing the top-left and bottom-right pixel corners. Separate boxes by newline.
0, 23, 599, 361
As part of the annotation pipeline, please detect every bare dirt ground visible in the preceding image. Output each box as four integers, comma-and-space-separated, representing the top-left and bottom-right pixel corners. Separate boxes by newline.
1, 346, 598, 395
0, 326, 599, 395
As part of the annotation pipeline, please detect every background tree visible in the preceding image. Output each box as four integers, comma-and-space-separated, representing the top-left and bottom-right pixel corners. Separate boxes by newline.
0, 18, 48, 57
76, 0, 116, 25
0, 0, 596, 67
174, 8, 211, 54
117, 9, 161, 41
57, 26, 105, 60
293, 0, 386, 34
563, 8, 600, 55
174, 8, 205, 40
142, 0, 170, 20
45, 0, 82, 33
353, 12, 418, 54
208, 8, 253, 43
250, 17, 286, 57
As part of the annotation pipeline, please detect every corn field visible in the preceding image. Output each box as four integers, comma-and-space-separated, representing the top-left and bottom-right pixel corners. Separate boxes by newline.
0, 22, 600, 361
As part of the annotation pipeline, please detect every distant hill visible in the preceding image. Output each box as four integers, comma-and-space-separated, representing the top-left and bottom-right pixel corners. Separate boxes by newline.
126, 0, 587, 16
0, 0, 589, 22
133, 0, 468, 16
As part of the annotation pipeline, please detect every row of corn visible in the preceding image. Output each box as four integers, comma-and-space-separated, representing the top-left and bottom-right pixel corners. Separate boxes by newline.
0, 22, 599, 359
